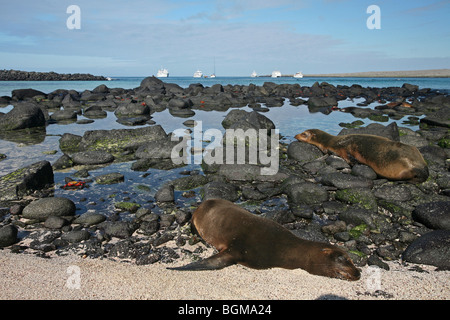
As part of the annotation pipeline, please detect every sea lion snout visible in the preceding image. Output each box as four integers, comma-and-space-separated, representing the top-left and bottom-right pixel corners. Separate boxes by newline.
318, 247, 361, 281
336, 264, 361, 281
294, 130, 312, 142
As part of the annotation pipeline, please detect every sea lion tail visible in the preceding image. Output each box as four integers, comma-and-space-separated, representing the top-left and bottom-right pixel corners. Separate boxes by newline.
167, 251, 235, 271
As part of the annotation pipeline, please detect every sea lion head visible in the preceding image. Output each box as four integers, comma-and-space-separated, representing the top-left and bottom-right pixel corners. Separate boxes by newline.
314, 247, 361, 281
295, 129, 315, 142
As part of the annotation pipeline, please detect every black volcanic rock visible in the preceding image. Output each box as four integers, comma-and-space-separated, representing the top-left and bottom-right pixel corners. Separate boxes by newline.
0, 69, 107, 81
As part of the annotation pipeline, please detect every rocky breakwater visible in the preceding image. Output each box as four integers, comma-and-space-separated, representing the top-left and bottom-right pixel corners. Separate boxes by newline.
0, 69, 108, 81
0, 77, 449, 274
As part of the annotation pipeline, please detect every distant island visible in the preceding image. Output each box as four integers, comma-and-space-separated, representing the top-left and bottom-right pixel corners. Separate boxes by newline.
303, 69, 450, 78
0, 69, 108, 81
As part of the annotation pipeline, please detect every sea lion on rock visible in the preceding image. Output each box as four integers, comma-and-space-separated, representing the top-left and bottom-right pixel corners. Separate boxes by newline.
168, 199, 361, 281
295, 129, 428, 183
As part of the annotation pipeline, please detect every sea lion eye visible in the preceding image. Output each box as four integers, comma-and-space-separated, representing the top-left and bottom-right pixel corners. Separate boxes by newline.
336, 255, 350, 264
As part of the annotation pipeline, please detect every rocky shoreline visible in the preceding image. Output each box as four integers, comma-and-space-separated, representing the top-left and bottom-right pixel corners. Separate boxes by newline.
0, 76, 449, 275
0, 69, 108, 81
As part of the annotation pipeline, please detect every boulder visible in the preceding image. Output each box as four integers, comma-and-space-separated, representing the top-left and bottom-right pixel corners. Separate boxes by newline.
73, 212, 106, 226
59, 133, 82, 153
168, 108, 196, 118
373, 185, 414, 202
335, 188, 378, 212
318, 172, 373, 189
44, 216, 69, 229
135, 139, 181, 159
222, 110, 275, 131
114, 102, 150, 117
49, 109, 77, 122
61, 230, 91, 243
402, 83, 419, 92
287, 141, 323, 162
0, 103, 46, 131
351, 164, 378, 180
139, 76, 164, 90
402, 230, 450, 269
22, 197, 76, 221
338, 122, 400, 141
155, 184, 174, 202
168, 98, 190, 109
307, 96, 337, 111
202, 181, 239, 202
78, 125, 168, 154
116, 116, 150, 126
339, 208, 379, 229
11, 88, 46, 100
92, 84, 109, 94
285, 182, 329, 205
171, 175, 209, 190
217, 164, 288, 182
0, 225, 18, 247
0, 160, 54, 203
412, 201, 450, 230
420, 106, 450, 128
71, 150, 115, 165
95, 172, 124, 185
84, 105, 107, 118
99, 221, 137, 239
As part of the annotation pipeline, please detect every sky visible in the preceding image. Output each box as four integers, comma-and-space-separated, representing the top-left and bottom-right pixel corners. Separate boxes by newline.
0, 0, 449, 76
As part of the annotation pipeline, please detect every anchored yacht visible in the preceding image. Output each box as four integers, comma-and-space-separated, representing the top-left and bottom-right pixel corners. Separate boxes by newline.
193, 70, 203, 78
271, 70, 281, 78
156, 68, 169, 78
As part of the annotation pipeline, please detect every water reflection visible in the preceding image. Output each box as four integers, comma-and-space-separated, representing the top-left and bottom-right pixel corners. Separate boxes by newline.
0, 98, 420, 176
0, 126, 46, 145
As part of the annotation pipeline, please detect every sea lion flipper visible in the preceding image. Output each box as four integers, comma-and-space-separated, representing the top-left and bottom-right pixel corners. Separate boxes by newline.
167, 251, 235, 271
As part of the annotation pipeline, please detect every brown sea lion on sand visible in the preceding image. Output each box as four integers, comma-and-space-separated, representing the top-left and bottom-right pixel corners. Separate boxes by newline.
168, 199, 361, 281
294, 129, 428, 183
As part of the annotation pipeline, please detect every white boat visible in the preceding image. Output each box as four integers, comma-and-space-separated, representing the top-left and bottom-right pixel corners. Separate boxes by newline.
156, 68, 169, 78
271, 70, 281, 78
210, 58, 216, 78
293, 72, 303, 79
106, 77, 112, 81
193, 70, 203, 78
251, 71, 257, 77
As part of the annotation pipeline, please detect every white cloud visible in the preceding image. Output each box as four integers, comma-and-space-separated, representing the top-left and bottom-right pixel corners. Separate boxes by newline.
0, 0, 447, 75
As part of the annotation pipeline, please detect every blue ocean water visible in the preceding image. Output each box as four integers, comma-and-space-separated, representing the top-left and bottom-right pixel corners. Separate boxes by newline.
1, 76, 449, 97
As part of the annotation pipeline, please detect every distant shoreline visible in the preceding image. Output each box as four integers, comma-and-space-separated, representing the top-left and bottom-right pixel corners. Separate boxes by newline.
302, 69, 450, 78
0, 69, 108, 81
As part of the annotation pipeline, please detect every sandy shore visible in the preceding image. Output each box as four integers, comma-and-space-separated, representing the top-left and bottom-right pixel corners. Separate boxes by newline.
304, 69, 450, 78
0, 250, 448, 300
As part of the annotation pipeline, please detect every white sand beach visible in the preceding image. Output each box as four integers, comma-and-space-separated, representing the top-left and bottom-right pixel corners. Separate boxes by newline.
0, 250, 448, 300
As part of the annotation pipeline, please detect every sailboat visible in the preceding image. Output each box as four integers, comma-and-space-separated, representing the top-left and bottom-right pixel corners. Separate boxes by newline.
251, 70, 257, 77
210, 57, 216, 78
